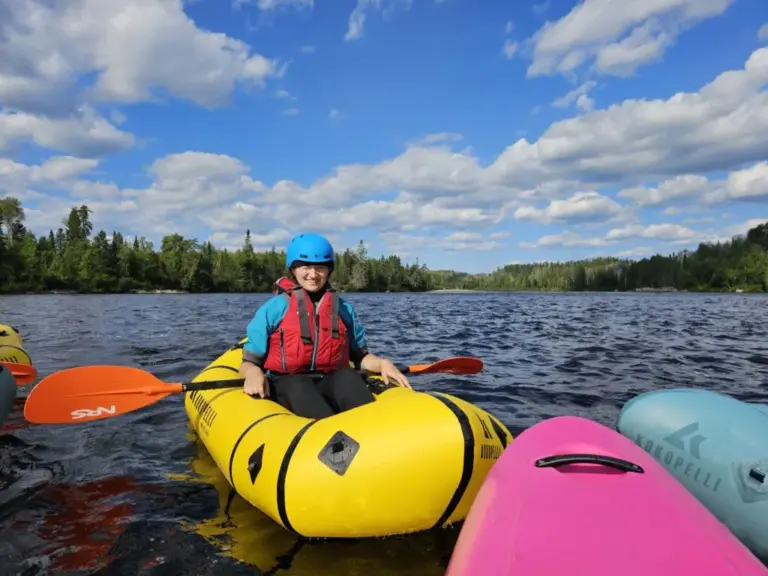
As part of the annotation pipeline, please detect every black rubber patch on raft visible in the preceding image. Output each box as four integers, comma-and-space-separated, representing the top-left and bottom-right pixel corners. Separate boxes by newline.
276, 421, 318, 536
429, 393, 474, 530
249, 443, 265, 484
229, 413, 286, 484
318, 431, 360, 476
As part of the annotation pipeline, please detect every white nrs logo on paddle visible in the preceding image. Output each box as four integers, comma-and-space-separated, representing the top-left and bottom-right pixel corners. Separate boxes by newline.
71, 406, 116, 419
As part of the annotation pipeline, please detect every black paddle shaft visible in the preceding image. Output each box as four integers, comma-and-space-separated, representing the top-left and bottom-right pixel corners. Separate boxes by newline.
180, 367, 403, 393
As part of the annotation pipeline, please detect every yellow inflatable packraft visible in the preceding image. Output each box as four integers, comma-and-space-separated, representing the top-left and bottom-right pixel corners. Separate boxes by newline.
183, 338, 513, 539
0, 324, 31, 366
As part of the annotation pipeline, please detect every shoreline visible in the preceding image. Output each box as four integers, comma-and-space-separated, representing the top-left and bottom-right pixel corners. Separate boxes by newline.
1, 286, 762, 296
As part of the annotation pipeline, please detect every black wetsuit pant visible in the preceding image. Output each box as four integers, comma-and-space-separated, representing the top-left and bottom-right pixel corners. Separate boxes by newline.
271, 366, 375, 419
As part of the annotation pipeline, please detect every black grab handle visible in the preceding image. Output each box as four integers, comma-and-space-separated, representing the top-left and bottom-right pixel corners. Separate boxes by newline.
535, 453, 644, 474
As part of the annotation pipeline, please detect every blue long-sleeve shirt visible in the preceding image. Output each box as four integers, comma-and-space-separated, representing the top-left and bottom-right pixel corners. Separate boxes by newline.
242, 293, 370, 370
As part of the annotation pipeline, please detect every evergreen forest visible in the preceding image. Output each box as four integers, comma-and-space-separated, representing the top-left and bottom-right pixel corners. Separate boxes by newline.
1, 197, 767, 294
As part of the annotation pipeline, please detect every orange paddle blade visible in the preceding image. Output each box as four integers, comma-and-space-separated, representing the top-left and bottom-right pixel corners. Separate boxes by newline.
2, 361, 37, 385
24, 365, 183, 425
406, 357, 483, 375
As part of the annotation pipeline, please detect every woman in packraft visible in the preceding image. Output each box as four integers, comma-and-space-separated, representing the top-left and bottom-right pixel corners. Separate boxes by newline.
239, 233, 411, 418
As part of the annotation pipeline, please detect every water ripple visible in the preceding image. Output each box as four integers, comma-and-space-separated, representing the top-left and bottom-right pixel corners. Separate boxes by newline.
0, 291, 766, 574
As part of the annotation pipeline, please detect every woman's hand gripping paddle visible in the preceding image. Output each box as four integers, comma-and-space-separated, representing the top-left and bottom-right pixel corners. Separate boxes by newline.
23, 357, 484, 425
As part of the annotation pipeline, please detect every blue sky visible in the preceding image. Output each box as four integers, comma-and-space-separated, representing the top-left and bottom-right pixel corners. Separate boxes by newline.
1, 0, 767, 273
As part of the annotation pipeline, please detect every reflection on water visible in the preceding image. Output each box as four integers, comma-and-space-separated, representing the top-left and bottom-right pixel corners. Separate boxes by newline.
172, 429, 460, 575
0, 471, 148, 574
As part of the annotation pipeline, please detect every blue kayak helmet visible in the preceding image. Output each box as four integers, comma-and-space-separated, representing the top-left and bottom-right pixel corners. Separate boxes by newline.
286, 233, 335, 271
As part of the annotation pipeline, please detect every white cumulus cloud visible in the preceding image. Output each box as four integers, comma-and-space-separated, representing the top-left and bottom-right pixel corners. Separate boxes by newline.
0, 0, 284, 157
527, 0, 736, 78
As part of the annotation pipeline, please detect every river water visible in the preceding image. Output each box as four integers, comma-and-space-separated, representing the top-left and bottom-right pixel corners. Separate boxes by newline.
0, 292, 767, 575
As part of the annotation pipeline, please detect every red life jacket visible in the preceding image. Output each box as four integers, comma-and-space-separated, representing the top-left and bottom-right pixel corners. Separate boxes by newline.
263, 276, 350, 375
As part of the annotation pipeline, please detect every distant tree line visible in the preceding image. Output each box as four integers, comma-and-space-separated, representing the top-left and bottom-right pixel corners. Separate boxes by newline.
1, 196, 767, 294
429, 223, 768, 293
0, 197, 431, 293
